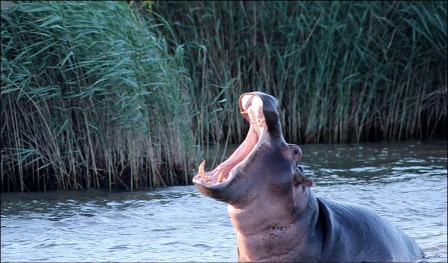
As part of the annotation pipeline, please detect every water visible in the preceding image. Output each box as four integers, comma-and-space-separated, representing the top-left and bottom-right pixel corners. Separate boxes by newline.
1, 140, 447, 262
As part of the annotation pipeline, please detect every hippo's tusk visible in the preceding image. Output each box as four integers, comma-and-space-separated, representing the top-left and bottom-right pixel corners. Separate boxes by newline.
198, 160, 211, 182
198, 160, 205, 175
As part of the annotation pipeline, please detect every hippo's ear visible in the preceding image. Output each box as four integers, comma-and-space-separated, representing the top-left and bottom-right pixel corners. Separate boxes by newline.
301, 176, 313, 187
292, 171, 313, 187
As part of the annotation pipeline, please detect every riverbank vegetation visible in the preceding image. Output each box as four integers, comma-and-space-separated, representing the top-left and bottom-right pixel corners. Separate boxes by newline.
1, 1, 446, 192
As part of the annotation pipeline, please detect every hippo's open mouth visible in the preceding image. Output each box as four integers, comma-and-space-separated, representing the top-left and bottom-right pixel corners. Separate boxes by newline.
192, 93, 270, 188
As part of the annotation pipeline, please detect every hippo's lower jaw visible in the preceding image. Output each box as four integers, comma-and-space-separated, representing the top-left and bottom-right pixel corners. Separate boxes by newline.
192, 93, 269, 190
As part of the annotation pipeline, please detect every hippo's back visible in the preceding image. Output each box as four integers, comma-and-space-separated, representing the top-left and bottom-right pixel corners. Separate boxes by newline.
316, 198, 423, 262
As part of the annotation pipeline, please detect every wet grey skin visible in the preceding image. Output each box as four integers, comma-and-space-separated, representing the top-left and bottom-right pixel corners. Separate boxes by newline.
193, 91, 423, 262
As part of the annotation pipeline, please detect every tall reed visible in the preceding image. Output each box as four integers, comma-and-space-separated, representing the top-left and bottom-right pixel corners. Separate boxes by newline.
1, 1, 195, 192
152, 1, 447, 146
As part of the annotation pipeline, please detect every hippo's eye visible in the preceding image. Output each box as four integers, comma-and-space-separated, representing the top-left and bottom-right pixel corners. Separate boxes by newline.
293, 149, 299, 155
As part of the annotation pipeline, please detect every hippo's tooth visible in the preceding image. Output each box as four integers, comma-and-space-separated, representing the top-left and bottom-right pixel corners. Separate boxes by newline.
198, 160, 206, 175
201, 174, 212, 182
217, 171, 225, 182
198, 160, 212, 182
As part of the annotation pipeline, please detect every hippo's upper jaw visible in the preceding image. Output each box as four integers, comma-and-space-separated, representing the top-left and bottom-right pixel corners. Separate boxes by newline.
192, 92, 289, 203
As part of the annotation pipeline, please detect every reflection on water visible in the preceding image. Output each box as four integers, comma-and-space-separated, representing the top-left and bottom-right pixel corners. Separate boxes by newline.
1, 140, 447, 262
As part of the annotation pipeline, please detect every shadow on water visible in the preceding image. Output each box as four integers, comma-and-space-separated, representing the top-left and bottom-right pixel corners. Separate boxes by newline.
1, 140, 447, 262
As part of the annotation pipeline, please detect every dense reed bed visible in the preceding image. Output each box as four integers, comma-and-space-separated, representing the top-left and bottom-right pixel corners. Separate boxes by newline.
1, 2, 195, 192
152, 1, 447, 144
1, 2, 447, 192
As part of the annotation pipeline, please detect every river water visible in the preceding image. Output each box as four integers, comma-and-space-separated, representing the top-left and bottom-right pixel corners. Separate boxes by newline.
1, 140, 447, 262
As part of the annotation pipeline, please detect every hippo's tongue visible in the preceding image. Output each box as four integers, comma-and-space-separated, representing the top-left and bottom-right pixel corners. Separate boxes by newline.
193, 94, 268, 187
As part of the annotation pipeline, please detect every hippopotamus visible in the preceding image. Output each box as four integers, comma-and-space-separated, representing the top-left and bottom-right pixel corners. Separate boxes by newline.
192, 91, 423, 262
